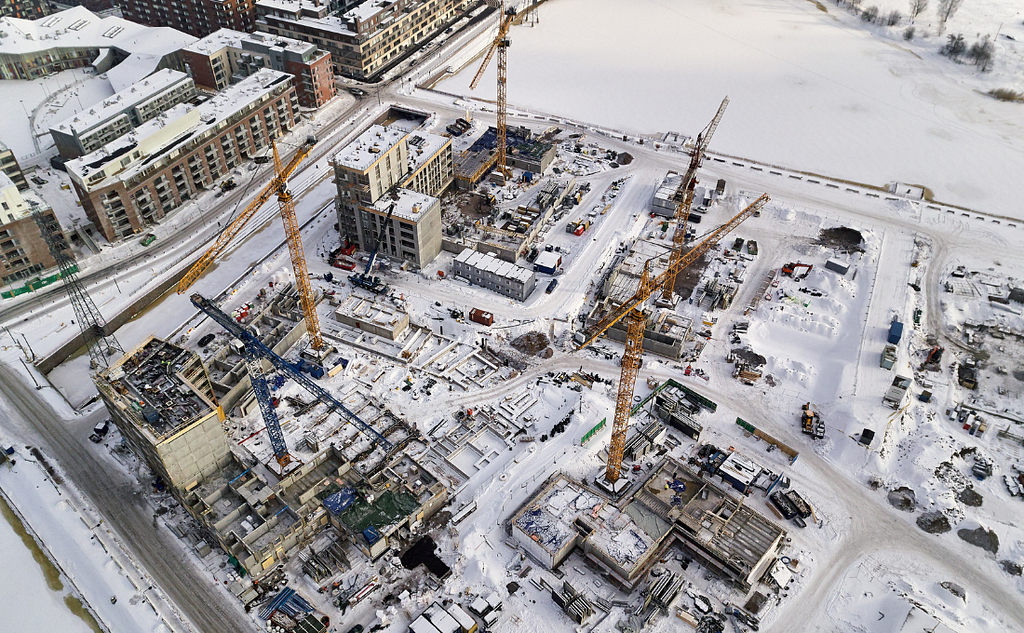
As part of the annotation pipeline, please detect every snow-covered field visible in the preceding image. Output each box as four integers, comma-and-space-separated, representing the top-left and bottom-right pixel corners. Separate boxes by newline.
437, 0, 1024, 220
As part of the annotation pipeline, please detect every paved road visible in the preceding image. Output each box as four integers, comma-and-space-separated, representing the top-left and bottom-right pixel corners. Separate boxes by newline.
0, 361, 254, 633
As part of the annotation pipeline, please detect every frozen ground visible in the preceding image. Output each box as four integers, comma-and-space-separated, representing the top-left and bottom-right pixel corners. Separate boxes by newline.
437, 0, 1024, 219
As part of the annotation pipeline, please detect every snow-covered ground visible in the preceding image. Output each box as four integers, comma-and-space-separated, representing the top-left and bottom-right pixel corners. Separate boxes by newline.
0, 452, 172, 633
0, 68, 114, 161
437, 0, 1024, 220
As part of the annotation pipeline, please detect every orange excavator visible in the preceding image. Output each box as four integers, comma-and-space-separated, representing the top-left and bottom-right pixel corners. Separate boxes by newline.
782, 262, 813, 279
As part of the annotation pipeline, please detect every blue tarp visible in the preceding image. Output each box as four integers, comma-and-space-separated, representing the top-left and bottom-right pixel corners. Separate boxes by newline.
363, 525, 382, 545
322, 488, 357, 515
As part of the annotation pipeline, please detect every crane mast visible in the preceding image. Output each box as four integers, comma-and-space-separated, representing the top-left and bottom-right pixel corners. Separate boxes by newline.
578, 194, 769, 484
470, 1, 516, 182
176, 137, 326, 352
661, 97, 729, 302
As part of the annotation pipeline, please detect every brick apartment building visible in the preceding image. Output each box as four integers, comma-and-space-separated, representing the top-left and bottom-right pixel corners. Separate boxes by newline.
66, 69, 299, 243
0, 173, 66, 290
121, 0, 256, 38
256, 0, 470, 81
182, 29, 335, 108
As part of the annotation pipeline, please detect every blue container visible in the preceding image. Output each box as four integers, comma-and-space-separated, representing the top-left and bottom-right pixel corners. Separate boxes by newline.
887, 321, 903, 345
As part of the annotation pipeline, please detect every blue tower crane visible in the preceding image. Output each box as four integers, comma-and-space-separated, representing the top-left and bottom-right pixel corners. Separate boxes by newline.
349, 203, 395, 294
190, 294, 393, 467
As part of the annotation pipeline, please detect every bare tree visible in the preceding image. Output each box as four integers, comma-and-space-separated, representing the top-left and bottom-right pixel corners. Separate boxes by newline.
909, 0, 927, 22
937, 0, 963, 34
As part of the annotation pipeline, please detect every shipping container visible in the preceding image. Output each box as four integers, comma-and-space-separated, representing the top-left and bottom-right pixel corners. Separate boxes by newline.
469, 308, 493, 326
887, 321, 904, 345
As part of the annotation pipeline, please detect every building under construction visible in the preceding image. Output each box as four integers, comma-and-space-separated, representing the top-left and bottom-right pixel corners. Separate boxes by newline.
589, 239, 694, 359
95, 336, 231, 491
95, 323, 448, 579
509, 457, 786, 591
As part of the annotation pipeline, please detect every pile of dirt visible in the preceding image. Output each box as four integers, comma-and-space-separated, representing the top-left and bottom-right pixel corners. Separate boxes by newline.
957, 526, 999, 554
731, 348, 766, 368
815, 226, 864, 253
999, 560, 1022, 576
511, 332, 550, 355
887, 486, 917, 512
957, 488, 983, 507
673, 250, 713, 299
537, 347, 554, 359
916, 511, 951, 534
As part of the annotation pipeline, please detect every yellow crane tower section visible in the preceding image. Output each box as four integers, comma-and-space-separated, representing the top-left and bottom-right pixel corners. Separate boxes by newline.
662, 97, 729, 303
470, 1, 516, 181
577, 193, 770, 484
176, 136, 325, 351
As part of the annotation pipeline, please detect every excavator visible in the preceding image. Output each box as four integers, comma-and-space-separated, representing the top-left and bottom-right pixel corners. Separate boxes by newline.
781, 262, 813, 279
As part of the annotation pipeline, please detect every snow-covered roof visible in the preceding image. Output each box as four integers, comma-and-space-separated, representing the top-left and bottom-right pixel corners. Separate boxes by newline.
374, 187, 437, 223
259, 10, 357, 37
333, 124, 408, 172
534, 250, 561, 270
405, 131, 449, 173
184, 28, 317, 57
455, 249, 534, 284
0, 6, 197, 91
182, 28, 249, 55
67, 69, 292, 190
718, 451, 761, 487
51, 68, 191, 134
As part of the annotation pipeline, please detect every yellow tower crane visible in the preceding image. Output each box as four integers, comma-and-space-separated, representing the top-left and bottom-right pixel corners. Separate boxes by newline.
577, 193, 770, 484
661, 97, 729, 303
176, 136, 326, 353
470, 1, 517, 182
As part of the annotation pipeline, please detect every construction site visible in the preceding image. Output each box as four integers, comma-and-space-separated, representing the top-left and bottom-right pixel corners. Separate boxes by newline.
6, 2, 1024, 633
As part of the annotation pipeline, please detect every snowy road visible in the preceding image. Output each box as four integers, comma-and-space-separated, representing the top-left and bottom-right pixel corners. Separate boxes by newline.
0, 360, 254, 633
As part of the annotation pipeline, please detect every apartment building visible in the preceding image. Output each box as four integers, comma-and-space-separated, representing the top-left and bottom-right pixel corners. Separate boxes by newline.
0, 142, 28, 191
0, 0, 50, 20
0, 173, 65, 290
50, 70, 198, 160
256, 0, 469, 81
452, 248, 536, 301
182, 29, 335, 108
332, 124, 452, 268
66, 69, 298, 242
121, 0, 256, 38
0, 7, 196, 88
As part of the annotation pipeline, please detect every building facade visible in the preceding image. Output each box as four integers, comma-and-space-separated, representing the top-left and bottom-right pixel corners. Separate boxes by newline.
66, 70, 298, 242
0, 7, 196, 85
0, 142, 28, 191
452, 248, 536, 301
182, 28, 335, 108
0, 0, 50, 21
256, 0, 469, 81
0, 173, 64, 289
50, 69, 198, 160
121, 0, 256, 38
333, 124, 452, 268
